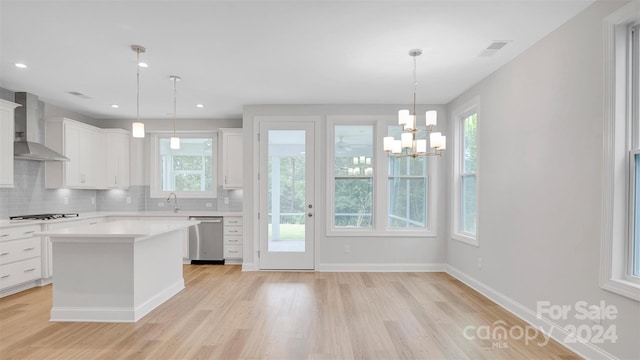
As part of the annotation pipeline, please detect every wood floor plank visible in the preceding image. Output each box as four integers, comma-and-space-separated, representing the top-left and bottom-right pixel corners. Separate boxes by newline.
0, 266, 581, 359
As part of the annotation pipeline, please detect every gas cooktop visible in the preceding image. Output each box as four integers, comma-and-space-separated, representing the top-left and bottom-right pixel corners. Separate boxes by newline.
10, 213, 79, 221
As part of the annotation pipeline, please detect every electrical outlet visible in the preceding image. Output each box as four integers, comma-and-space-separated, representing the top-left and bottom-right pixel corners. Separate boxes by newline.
205, 202, 213, 208
126, 196, 132, 205
91, 197, 96, 205
344, 245, 351, 254
224, 197, 229, 205
158, 202, 165, 207
63, 197, 69, 205
477, 257, 483, 269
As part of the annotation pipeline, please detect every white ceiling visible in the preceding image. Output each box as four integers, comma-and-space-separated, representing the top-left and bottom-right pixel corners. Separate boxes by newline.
0, 0, 593, 121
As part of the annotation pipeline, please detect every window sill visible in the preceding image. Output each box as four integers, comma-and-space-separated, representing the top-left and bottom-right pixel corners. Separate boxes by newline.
601, 277, 640, 302
451, 233, 478, 247
326, 229, 437, 238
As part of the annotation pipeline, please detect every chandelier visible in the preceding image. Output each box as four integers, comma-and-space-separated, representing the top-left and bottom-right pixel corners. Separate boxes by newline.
383, 49, 446, 157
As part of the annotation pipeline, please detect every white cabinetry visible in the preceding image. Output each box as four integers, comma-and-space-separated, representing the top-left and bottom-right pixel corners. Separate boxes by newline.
45, 118, 130, 189
220, 128, 243, 189
45, 118, 104, 189
0, 225, 42, 297
0, 99, 20, 188
103, 129, 131, 189
223, 216, 243, 263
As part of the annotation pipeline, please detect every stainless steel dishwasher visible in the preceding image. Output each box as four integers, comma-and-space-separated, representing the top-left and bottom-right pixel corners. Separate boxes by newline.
188, 216, 224, 264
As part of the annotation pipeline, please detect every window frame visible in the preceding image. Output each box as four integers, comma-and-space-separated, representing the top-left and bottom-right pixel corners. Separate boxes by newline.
451, 98, 480, 246
600, 0, 640, 302
326, 115, 438, 237
149, 131, 218, 199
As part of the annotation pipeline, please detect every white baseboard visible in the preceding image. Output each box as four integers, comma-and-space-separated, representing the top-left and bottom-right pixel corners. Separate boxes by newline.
444, 265, 617, 360
318, 263, 446, 272
0, 280, 39, 298
242, 262, 256, 271
50, 280, 184, 323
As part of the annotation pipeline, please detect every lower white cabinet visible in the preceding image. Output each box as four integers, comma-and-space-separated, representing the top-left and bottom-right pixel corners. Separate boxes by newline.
0, 225, 42, 295
223, 216, 243, 263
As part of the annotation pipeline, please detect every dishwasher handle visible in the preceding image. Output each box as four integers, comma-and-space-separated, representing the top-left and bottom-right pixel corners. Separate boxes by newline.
189, 217, 222, 223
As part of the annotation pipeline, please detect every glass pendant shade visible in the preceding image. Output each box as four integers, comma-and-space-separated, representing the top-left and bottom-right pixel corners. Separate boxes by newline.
170, 136, 180, 149
426, 110, 438, 126
132, 122, 145, 138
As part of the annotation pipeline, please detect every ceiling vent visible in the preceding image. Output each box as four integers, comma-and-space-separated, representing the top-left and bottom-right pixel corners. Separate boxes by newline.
479, 40, 511, 57
67, 91, 92, 99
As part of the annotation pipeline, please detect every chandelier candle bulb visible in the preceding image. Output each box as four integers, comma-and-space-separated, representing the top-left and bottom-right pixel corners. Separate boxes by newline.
426, 110, 438, 126
392, 140, 402, 154
398, 110, 410, 126
401, 132, 413, 148
416, 139, 427, 153
430, 132, 443, 148
383, 136, 394, 152
405, 115, 416, 130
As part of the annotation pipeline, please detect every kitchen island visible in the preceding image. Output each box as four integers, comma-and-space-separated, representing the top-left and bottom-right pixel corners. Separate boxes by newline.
37, 219, 198, 323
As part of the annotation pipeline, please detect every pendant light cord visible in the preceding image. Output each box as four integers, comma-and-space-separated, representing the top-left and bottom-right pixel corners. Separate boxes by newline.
173, 77, 177, 136
136, 49, 140, 122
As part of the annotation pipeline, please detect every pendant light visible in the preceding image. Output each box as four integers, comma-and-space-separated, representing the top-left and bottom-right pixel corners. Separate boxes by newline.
169, 75, 181, 149
131, 45, 146, 138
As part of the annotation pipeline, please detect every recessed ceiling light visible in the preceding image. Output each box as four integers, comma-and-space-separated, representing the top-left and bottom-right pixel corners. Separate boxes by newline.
15, 63, 27, 69
196, 104, 204, 108
138, 62, 148, 68
111, 104, 119, 108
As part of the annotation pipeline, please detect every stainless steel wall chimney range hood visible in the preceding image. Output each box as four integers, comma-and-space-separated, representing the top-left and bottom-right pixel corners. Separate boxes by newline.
13, 92, 69, 161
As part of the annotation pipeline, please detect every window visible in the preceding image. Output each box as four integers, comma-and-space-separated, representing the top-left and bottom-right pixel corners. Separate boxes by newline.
327, 116, 438, 236
150, 133, 217, 198
600, 1, 640, 302
388, 125, 427, 229
333, 125, 374, 229
452, 101, 479, 245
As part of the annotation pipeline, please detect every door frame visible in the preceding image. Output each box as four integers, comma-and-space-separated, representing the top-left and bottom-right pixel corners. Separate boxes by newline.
255, 117, 320, 270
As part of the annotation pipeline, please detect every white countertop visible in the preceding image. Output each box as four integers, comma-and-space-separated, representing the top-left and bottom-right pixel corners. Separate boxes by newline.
36, 220, 199, 238
0, 211, 242, 228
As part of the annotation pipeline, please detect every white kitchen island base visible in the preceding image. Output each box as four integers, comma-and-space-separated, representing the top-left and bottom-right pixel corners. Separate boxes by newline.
40, 220, 197, 323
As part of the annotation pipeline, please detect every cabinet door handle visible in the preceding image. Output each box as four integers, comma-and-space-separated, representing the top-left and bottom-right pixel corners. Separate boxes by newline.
23, 247, 35, 251
229, 239, 238, 242
24, 268, 36, 273
225, 176, 228, 184
0, 252, 9, 256
23, 231, 36, 235
1, 275, 10, 279
229, 250, 239, 254
1, 234, 9, 238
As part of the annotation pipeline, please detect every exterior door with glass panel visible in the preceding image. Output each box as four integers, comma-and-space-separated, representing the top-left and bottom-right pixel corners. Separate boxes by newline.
259, 122, 315, 270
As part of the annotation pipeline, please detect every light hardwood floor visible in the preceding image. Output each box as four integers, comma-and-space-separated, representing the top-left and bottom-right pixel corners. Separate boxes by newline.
0, 265, 579, 359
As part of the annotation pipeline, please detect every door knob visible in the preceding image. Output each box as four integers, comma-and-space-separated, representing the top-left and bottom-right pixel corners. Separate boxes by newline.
308, 213, 313, 217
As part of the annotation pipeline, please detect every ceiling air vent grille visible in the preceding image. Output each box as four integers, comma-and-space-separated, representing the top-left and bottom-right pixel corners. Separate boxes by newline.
67, 91, 92, 99
479, 40, 511, 57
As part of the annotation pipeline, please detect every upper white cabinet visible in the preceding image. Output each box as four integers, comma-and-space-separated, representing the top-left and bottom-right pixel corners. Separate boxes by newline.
45, 117, 129, 189
103, 129, 130, 189
220, 128, 243, 189
0, 99, 20, 188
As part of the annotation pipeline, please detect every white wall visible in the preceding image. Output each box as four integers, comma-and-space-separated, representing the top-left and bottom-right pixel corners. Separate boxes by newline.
446, 1, 639, 359
242, 105, 448, 271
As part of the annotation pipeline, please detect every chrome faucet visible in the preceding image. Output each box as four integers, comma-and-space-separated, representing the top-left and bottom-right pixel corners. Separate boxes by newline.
167, 192, 180, 213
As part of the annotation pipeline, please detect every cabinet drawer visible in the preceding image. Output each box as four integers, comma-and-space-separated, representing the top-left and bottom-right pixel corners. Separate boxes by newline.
224, 226, 243, 236
223, 245, 242, 259
0, 257, 41, 290
224, 236, 243, 245
0, 225, 40, 242
224, 217, 243, 226
0, 237, 41, 265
